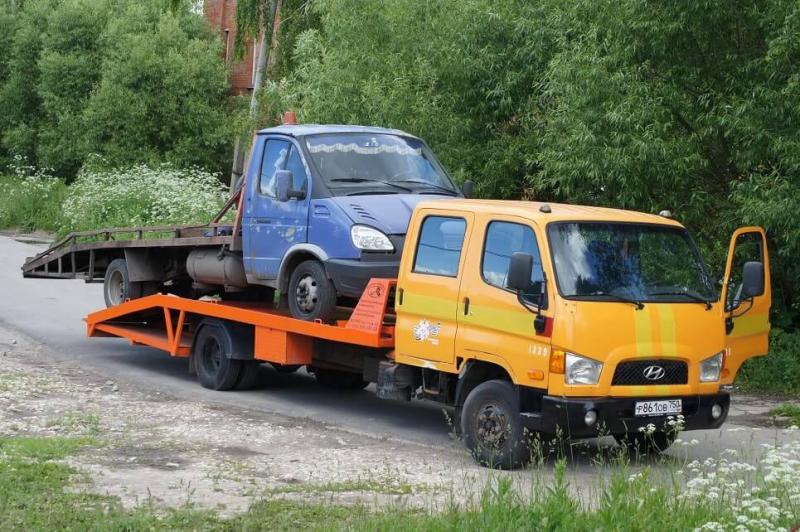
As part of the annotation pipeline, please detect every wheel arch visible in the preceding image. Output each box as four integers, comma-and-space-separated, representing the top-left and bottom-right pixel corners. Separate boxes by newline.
277, 244, 330, 292
455, 359, 514, 408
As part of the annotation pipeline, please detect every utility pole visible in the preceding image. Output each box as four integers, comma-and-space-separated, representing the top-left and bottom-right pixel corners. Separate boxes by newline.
229, 0, 281, 192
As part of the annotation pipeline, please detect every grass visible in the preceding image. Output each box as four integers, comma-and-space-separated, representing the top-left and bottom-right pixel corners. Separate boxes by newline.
1, 434, 798, 531
0, 174, 67, 233
736, 328, 800, 396
771, 403, 800, 426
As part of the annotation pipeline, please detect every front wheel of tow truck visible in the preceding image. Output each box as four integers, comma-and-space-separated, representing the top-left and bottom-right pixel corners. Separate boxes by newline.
614, 431, 676, 454
287, 260, 337, 322
103, 258, 144, 307
461, 380, 531, 469
193, 320, 244, 391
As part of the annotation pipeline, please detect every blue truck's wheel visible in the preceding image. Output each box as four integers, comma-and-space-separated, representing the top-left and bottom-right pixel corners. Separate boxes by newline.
287, 260, 337, 322
461, 379, 531, 469
193, 320, 243, 391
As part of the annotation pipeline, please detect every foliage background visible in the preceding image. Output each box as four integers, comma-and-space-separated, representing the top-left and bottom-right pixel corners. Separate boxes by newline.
0, 0, 797, 389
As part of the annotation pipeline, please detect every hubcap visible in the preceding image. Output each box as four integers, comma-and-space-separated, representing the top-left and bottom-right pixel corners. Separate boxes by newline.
107, 269, 125, 305
201, 337, 223, 376
476, 402, 511, 450
295, 274, 319, 313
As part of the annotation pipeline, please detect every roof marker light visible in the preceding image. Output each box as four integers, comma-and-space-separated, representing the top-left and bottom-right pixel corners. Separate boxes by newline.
539, 204, 552, 213
659, 210, 672, 218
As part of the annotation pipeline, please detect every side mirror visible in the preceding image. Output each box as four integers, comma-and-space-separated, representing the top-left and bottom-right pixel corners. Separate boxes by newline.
741, 261, 764, 298
461, 180, 474, 199
507, 252, 533, 292
275, 170, 306, 201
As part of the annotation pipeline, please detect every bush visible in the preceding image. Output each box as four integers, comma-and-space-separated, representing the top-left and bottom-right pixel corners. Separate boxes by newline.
737, 329, 800, 396
0, 157, 66, 232
59, 165, 228, 235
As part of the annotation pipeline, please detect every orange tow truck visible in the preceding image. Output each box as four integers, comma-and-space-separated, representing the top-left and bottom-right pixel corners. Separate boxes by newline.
77, 200, 770, 468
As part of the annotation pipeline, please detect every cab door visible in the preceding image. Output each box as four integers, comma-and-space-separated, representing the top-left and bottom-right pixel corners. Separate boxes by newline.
394, 210, 474, 365
455, 217, 553, 386
244, 137, 311, 279
721, 227, 771, 384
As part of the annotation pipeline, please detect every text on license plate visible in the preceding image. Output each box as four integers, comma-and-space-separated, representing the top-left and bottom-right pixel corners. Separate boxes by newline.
634, 399, 682, 417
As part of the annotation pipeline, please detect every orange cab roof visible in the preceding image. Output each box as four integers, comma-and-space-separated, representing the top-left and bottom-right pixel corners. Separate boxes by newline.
417, 199, 685, 228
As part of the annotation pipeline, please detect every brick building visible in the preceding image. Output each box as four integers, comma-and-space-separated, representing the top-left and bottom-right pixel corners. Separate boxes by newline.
203, 0, 261, 95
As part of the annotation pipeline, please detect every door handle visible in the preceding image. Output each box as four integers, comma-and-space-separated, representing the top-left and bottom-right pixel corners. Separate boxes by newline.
463, 297, 470, 315
398, 288, 404, 305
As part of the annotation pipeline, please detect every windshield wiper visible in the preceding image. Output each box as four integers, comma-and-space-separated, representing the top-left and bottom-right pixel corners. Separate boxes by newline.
329, 178, 413, 193
395, 180, 459, 195
648, 291, 713, 310
584, 291, 645, 310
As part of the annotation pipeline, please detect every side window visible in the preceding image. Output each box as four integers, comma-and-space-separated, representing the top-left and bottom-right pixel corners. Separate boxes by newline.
286, 145, 308, 192
482, 221, 544, 294
413, 216, 467, 277
727, 232, 764, 310
259, 139, 290, 197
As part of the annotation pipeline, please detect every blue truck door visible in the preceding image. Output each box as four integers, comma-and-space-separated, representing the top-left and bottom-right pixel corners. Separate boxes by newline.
244, 138, 310, 280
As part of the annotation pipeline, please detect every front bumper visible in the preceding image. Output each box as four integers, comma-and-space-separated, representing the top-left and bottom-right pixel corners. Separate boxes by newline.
520, 392, 730, 438
324, 258, 399, 298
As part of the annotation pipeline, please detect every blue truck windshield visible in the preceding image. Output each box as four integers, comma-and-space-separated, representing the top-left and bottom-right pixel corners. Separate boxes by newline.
305, 134, 457, 195
547, 222, 715, 304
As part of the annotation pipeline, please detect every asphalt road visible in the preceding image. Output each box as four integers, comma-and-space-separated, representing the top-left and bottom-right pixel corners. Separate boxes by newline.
1, 235, 796, 464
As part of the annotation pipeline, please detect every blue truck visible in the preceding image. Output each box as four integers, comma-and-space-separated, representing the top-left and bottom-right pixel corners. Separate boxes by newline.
22, 124, 464, 321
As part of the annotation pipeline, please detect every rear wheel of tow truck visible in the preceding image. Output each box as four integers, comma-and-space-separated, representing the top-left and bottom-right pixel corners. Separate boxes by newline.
461, 380, 531, 469
193, 320, 243, 391
614, 431, 676, 454
103, 258, 143, 307
287, 260, 337, 322
313, 368, 369, 390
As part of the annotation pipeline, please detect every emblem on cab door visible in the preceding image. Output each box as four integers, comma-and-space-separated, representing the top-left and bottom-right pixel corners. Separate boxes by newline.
413, 320, 441, 343
643, 365, 666, 381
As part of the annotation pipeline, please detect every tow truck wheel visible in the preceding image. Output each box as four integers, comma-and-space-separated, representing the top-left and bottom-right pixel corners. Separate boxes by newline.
461, 380, 530, 469
193, 320, 243, 391
287, 260, 337, 322
314, 368, 368, 390
614, 431, 676, 454
103, 259, 143, 307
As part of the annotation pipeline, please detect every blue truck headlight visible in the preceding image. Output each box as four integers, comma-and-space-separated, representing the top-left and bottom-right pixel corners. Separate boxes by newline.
351, 225, 394, 251
565, 353, 603, 385
700, 352, 724, 382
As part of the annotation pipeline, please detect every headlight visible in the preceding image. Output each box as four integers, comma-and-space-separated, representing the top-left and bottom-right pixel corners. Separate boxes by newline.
700, 352, 724, 382
565, 353, 603, 385
351, 225, 394, 251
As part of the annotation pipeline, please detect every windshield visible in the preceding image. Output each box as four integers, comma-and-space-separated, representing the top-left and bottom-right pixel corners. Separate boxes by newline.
547, 222, 716, 303
305, 133, 458, 196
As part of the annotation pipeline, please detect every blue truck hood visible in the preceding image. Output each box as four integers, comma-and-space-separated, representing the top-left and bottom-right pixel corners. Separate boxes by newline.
330, 194, 448, 234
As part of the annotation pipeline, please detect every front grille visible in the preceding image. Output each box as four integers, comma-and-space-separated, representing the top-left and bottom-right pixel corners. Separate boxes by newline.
612, 359, 688, 385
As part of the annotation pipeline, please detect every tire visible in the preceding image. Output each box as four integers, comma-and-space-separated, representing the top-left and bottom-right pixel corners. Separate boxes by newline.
103, 258, 143, 307
461, 379, 530, 469
235, 361, 263, 390
314, 368, 368, 390
614, 431, 676, 454
193, 320, 243, 391
287, 260, 337, 322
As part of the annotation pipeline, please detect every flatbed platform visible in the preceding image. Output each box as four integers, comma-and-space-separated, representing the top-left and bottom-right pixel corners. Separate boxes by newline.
85, 279, 397, 366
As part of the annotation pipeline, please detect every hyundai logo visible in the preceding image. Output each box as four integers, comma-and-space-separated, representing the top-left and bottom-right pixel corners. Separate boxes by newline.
643, 365, 666, 381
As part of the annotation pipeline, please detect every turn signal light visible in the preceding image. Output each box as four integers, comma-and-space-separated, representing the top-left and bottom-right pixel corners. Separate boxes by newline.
550, 350, 565, 374
527, 369, 544, 381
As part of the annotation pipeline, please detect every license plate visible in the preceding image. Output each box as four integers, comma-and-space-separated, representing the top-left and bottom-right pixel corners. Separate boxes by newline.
634, 399, 682, 417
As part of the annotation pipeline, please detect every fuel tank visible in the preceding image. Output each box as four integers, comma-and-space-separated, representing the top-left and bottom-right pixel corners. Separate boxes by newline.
186, 248, 248, 288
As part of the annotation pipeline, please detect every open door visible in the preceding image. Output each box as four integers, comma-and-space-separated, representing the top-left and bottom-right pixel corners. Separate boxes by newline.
720, 227, 771, 385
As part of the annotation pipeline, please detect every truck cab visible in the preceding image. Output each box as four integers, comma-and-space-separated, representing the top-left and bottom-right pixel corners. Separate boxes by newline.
241, 125, 460, 321
391, 200, 771, 468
